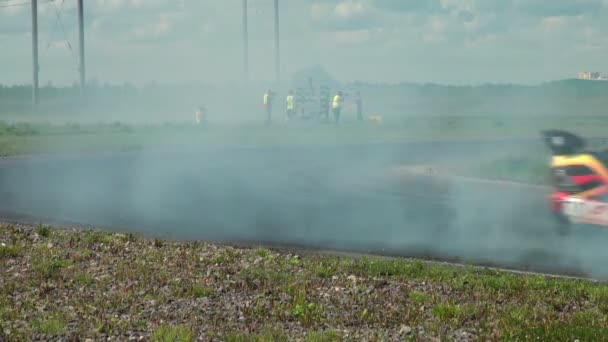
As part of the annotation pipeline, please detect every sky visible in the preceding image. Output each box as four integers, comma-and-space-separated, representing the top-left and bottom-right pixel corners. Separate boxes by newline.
1, 0, 608, 86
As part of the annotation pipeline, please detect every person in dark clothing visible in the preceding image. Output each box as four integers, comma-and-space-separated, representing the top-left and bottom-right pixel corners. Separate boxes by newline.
355, 91, 363, 121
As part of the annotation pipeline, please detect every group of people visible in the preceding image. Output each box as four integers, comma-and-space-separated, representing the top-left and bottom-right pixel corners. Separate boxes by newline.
262, 89, 362, 124
193, 89, 364, 127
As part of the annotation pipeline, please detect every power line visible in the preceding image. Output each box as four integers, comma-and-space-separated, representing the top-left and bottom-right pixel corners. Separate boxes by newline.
0, 0, 51, 9
45, 0, 77, 63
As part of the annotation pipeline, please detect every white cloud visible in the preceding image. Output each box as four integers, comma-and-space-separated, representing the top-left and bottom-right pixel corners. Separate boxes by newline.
334, 1, 365, 19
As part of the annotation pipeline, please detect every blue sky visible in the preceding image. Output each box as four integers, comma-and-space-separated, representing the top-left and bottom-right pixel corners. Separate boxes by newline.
1, 0, 608, 86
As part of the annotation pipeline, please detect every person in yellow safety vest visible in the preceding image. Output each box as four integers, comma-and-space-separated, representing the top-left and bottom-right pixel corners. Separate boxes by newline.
263, 89, 273, 124
332, 91, 342, 123
285, 90, 295, 121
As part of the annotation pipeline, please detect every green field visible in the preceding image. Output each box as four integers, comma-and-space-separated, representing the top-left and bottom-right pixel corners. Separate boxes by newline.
0, 115, 607, 156
2, 115, 605, 186
1, 224, 607, 341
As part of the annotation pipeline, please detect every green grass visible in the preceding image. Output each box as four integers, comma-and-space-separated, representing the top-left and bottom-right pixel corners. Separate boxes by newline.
0, 115, 607, 157
0, 242, 22, 258
32, 314, 68, 335
3, 223, 608, 340
36, 224, 51, 238
0, 116, 602, 185
222, 327, 289, 342
151, 324, 194, 342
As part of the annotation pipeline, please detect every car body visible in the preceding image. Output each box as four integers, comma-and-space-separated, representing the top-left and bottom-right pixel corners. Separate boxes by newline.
542, 130, 608, 234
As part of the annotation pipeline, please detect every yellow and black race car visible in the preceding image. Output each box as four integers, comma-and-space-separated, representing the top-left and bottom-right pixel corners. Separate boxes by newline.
542, 130, 608, 234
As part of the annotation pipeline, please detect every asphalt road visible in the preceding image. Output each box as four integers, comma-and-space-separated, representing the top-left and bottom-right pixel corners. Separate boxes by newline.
1, 141, 608, 279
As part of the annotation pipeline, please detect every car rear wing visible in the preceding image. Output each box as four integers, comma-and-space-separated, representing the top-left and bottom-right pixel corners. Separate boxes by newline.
541, 129, 587, 156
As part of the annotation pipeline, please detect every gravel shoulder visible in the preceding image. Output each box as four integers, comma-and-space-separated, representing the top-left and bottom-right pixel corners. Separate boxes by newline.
2, 223, 608, 341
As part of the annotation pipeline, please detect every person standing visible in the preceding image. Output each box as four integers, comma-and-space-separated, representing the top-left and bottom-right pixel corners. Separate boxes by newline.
285, 90, 295, 121
331, 91, 342, 123
263, 89, 273, 124
355, 91, 363, 121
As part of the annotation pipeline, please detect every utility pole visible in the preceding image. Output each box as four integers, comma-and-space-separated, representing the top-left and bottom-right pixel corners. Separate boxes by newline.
77, 0, 85, 93
274, 0, 280, 82
31, 0, 38, 105
242, 0, 248, 81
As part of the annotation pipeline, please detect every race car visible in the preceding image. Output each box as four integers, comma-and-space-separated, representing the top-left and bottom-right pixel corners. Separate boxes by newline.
542, 129, 608, 235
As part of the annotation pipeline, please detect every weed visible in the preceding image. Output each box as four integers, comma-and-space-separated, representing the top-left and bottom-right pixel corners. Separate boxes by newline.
0, 243, 22, 258
151, 324, 193, 342
240, 266, 290, 289
36, 224, 51, 238
289, 256, 301, 266
409, 291, 430, 304
289, 285, 322, 327
254, 248, 270, 258
309, 259, 338, 278
481, 273, 523, 294
503, 306, 533, 327
31, 254, 71, 280
71, 248, 93, 262
84, 230, 113, 245
154, 238, 164, 248
350, 258, 426, 278
305, 330, 342, 342
73, 272, 95, 287
190, 283, 214, 298
433, 303, 462, 322
32, 314, 67, 335
508, 321, 608, 340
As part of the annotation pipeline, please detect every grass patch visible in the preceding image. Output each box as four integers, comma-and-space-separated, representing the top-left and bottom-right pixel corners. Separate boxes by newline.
31, 253, 72, 280
3, 223, 608, 340
181, 282, 214, 299
254, 248, 271, 258
36, 224, 51, 238
347, 257, 428, 277
151, 324, 194, 342
73, 272, 95, 287
409, 291, 430, 304
0, 115, 607, 157
0, 242, 22, 258
32, 314, 67, 335
305, 330, 342, 342
83, 230, 113, 245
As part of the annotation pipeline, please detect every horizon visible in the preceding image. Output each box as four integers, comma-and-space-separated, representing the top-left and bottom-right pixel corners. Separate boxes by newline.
0, 75, 603, 89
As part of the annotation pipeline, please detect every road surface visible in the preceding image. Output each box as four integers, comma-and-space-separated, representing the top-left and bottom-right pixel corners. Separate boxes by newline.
1, 141, 608, 279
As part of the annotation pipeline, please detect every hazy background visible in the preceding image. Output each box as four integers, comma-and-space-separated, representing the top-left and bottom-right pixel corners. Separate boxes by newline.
2, 1, 608, 279
2, 0, 608, 87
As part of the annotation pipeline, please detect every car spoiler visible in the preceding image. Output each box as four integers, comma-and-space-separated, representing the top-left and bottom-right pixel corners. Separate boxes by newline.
541, 129, 587, 155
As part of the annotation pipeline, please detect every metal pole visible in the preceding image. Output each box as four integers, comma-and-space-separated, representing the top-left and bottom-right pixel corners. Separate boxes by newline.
77, 0, 85, 93
242, 0, 248, 81
31, 0, 38, 105
274, 0, 279, 82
